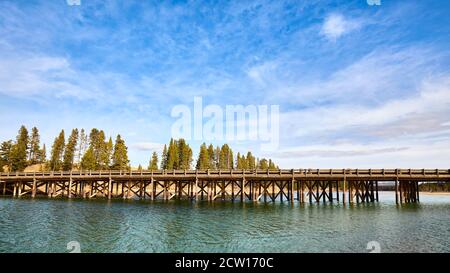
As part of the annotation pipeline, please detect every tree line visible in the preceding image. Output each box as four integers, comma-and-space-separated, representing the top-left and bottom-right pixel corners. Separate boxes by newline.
0, 126, 129, 171
147, 139, 278, 171
1, 126, 279, 172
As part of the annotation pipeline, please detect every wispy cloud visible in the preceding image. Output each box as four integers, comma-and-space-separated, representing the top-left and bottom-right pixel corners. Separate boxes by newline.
273, 146, 409, 158
0, 0, 449, 167
130, 142, 165, 152
320, 13, 361, 41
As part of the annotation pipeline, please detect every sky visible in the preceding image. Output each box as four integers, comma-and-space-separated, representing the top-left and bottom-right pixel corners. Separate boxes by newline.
0, 0, 450, 168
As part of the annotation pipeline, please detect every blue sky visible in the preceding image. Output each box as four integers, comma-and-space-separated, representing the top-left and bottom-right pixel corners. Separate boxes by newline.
1, 0, 450, 168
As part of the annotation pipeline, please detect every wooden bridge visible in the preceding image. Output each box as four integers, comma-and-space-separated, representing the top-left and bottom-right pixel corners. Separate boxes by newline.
1, 169, 449, 204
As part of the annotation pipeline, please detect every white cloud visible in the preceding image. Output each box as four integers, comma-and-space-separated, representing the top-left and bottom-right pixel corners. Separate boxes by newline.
320, 13, 361, 41
273, 145, 409, 158
131, 142, 165, 152
270, 75, 450, 168
0, 54, 106, 100
281, 75, 450, 140
246, 61, 279, 86
271, 139, 450, 169
272, 46, 444, 105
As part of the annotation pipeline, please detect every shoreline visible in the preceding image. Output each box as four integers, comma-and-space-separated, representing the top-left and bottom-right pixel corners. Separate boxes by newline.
419, 192, 450, 195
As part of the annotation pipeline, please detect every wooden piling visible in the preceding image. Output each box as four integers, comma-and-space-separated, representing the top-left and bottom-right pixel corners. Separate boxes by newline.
308, 181, 312, 203
375, 181, 379, 202
290, 178, 295, 202
207, 181, 211, 201
336, 180, 339, 202
108, 177, 112, 200
82, 182, 87, 199
17, 182, 22, 197
68, 177, 73, 198
329, 181, 333, 202
395, 179, 399, 204
416, 181, 420, 202
194, 177, 199, 201
348, 181, 353, 203
231, 180, 235, 201
241, 178, 245, 202
32, 178, 37, 198
151, 177, 155, 200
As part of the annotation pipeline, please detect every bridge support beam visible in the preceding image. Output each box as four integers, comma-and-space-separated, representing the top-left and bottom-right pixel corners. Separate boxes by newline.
348, 181, 378, 203
398, 181, 420, 203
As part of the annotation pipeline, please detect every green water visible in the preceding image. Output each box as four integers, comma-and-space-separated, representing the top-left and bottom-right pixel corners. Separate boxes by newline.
0, 192, 449, 253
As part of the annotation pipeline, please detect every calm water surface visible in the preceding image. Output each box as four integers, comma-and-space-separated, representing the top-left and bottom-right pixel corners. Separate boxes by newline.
0, 192, 449, 253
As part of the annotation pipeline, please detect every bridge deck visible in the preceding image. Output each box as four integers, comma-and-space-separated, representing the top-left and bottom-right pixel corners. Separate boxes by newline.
0, 169, 448, 204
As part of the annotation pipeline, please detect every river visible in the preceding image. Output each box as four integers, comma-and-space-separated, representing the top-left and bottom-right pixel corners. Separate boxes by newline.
0, 192, 449, 253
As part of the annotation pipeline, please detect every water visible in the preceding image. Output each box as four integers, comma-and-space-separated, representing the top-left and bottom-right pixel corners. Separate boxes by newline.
0, 192, 449, 253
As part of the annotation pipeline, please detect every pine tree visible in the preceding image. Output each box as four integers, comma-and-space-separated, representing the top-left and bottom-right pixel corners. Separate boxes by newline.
0, 140, 13, 171
246, 151, 256, 169
219, 144, 233, 169
102, 137, 113, 169
82, 128, 108, 170
81, 147, 96, 170
268, 159, 278, 170
39, 144, 47, 165
137, 164, 143, 171
62, 129, 78, 171
236, 152, 243, 169
161, 144, 168, 170
243, 154, 248, 169
28, 127, 40, 165
178, 139, 193, 170
166, 138, 179, 170
171, 138, 180, 169
49, 130, 65, 171
196, 143, 210, 170
214, 146, 220, 169
94, 130, 106, 169
207, 144, 216, 170
258, 158, 269, 170
77, 129, 88, 165
111, 134, 129, 170
10, 126, 29, 171
148, 151, 159, 170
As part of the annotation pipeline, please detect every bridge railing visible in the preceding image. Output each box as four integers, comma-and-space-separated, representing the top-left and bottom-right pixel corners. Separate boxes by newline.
1, 169, 449, 178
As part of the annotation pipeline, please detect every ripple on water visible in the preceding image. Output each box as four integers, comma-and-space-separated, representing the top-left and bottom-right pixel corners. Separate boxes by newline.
0, 193, 449, 253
